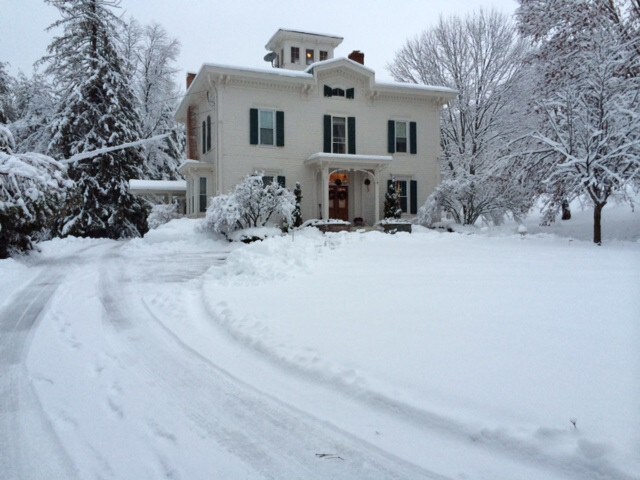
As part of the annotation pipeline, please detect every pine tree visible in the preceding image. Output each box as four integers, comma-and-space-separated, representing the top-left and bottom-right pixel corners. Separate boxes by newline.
384, 178, 402, 219
43, 0, 148, 238
293, 182, 303, 227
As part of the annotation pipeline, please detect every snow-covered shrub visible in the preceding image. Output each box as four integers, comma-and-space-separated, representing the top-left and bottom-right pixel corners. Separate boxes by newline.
0, 148, 73, 257
147, 202, 181, 230
0, 124, 15, 154
202, 175, 295, 237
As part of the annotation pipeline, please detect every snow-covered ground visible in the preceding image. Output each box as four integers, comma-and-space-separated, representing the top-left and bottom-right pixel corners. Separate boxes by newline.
1, 205, 639, 479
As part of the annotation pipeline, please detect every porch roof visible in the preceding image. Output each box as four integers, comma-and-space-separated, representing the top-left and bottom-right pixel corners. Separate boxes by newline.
129, 179, 187, 196
305, 152, 392, 170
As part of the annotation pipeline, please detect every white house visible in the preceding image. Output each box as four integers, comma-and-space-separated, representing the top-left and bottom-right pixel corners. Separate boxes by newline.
175, 29, 456, 225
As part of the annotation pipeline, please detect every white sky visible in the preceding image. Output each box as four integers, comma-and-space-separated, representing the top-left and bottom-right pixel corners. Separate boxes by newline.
1, 0, 517, 86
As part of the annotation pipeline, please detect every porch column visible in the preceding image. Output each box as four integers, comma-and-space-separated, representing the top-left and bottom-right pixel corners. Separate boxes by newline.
321, 164, 329, 220
373, 172, 380, 223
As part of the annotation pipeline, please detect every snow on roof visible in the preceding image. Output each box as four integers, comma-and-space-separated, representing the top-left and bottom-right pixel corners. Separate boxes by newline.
129, 179, 187, 193
376, 81, 457, 96
201, 62, 313, 79
305, 57, 375, 75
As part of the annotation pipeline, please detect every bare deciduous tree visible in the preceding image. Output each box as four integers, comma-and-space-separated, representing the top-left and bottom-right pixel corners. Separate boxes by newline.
390, 9, 533, 225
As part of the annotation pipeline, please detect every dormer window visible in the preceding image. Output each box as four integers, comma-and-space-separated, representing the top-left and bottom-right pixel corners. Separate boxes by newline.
291, 47, 300, 64
306, 49, 314, 65
324, 85, 355, 100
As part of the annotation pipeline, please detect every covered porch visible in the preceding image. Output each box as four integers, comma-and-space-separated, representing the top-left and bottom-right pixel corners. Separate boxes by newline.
305, 152, 392, 225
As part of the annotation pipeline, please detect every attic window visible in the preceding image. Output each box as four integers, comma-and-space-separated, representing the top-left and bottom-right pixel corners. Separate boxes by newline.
320, 50, 328, 61
323, 85, 355, 100
306, 49, 314, 65
291, 46, 300, 64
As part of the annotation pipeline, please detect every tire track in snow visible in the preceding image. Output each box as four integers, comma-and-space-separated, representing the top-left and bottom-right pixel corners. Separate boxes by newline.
0, 268, 78, 480
97, 244, 448, 480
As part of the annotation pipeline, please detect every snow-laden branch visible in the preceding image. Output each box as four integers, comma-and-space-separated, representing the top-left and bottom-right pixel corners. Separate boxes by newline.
62, 133, 170, 164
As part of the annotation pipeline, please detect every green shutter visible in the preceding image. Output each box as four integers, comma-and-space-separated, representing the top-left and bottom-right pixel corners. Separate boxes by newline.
410, 180, 417, 214
277, 175, 286, 187
250, 108, 258, 145
388, 120, 395, 153
348, 116, 356, 154
323, 115, 331, 153
276, 111, 285, 146
206, 115, 212, 151
410, 121, 417, 154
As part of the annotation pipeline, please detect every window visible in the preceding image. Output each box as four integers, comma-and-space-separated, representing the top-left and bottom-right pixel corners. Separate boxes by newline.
323, 85, 354, 100
202, 121, 206, 154
395, 121, 407, 153
199, 177, 207, 213
202, 116, 212, 153
250, 109, 284, 147
261, 174, 285, 187
280, 49, 284, 67
319, 50, 328, 61
291, 46, 300, 64
259, 110, 274, 145
332, 116, 346, 153
323, 115, 356, 154
389, 178, 418, 214
306, 49, 314, 65
388, 120, 417, 154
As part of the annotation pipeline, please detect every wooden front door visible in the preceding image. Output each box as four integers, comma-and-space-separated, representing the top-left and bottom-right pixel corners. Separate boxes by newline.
329, 185, 349, 220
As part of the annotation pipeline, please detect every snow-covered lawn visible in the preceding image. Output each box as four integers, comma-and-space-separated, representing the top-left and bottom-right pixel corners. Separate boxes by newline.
1, 206, 638, 479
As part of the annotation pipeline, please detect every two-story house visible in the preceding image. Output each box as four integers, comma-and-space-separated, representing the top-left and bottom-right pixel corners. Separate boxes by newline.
175, 29, 456, 225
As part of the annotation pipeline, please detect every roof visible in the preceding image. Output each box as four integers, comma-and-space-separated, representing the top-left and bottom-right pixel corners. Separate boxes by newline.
175, 58, 457, 120
129, 179, 187, 194
265, 29, 343, 51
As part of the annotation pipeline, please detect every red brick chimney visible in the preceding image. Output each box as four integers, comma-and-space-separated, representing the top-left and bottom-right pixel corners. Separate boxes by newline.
186, 72, 196, 89
348, 50, 365, 65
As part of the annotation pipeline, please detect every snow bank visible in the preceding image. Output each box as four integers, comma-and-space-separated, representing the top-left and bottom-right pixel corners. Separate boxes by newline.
200, 224, 640, 477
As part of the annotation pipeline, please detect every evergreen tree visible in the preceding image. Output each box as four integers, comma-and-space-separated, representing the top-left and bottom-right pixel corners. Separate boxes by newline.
384, 178, 402, 219
293, 182, 303, 227
43, 0, 148, 238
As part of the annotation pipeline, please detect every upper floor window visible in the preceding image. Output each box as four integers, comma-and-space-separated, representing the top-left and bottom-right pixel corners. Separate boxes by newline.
202, 116, 212, 153
291, 47, 300, 64
259, 110, 275, 145
306, 49, 314, 65
319, 50, 328, 61
324, 85, 355, 99
323, 115, 356, 154
332, 116, 346, 153
250, 108, 285, 147
388, 120, 417, 154
395, 121, 408, 153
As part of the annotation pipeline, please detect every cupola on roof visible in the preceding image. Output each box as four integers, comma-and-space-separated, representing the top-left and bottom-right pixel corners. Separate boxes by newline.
264, 29, 344, 71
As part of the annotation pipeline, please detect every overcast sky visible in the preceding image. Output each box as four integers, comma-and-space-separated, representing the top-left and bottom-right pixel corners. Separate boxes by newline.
1, 0, 518, 86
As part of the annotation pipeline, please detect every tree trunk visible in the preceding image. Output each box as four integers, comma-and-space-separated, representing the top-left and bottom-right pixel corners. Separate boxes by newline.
593, 202, 604, 245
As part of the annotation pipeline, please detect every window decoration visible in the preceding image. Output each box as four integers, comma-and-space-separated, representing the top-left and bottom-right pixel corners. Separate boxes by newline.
323, 85, 355, 100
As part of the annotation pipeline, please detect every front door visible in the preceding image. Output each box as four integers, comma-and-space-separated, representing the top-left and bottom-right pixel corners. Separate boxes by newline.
329, 185, 349, 220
